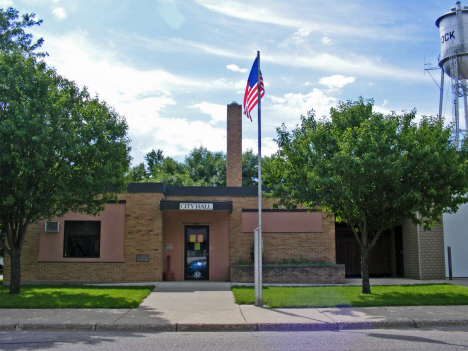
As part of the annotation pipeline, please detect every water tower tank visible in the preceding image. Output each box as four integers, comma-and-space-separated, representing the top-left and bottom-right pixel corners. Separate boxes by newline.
437, 2, 468, 79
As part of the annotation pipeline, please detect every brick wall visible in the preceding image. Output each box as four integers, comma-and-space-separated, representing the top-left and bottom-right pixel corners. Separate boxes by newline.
4, 191, 336, 284
419, 221, 445, 279
3, 193, 165, 284
401, 216, 445, 280
226, 102, 242, 187
230, 264, 345, 284
233, 211, 335, 265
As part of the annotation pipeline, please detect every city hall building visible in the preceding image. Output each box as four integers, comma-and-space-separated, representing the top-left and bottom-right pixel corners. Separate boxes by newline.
2, 103, 447, 284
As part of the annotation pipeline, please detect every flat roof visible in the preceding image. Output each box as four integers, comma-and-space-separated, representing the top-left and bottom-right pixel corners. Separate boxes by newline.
126, 183, 272, 197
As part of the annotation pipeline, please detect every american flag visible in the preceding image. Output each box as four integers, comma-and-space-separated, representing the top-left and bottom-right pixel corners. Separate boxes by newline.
243, 58, 264, 121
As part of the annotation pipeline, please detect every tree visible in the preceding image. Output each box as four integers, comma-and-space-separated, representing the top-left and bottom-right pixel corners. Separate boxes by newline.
0, 7, 44, 55
242, 149, 258, 186
128, 147, 261, 187
128, 162, 148, 182
150, 157, 197, 186
264, 98, 468, 294
184, 146, 226, 186
0, 51, 131, 293
144, 149, 164, 171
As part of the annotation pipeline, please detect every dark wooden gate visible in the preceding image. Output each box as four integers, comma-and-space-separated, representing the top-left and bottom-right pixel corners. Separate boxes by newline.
335, 225, 393, 277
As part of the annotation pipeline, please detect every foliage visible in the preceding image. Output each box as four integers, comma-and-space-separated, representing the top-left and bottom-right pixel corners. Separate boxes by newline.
264, 98, 468, 294
184, 146, 226, 186
0, 51, 131, 293
128, 162, 148, 182
0, 285, 154, 308
144, 148, 164, 170
129, 147, 260, 186
231, 284, 468, 308
242, 149, 258, 186
0, 7, 44, 56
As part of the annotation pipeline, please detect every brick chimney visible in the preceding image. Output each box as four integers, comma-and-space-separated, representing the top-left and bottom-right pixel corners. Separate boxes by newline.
226, 102, 242, 187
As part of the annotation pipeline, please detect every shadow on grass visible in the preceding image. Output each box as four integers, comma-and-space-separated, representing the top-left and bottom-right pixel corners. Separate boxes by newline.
232, 285, 468, 308
0, 285, 154, 309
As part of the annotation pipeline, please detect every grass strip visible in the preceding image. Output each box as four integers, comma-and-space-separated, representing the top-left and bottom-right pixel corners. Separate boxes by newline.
232, 284, 468, 308
0, 285, 154, 308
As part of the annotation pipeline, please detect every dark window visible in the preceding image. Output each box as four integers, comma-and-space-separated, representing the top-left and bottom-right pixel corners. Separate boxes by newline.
64, 221, 101, 258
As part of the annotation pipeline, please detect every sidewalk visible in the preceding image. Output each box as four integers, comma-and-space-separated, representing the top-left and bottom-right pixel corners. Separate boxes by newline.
1, 279, 468, 332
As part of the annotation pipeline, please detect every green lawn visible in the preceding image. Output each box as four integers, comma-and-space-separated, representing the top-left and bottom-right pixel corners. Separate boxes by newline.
232, 284, 468, 308
0, 285, 154, 308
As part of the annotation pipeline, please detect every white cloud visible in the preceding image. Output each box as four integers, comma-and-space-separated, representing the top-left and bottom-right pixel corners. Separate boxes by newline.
160, 38, 425, 81
213, 78, 245, 89
319, 75, 356, 89
321, 37, 331, 45
281, 26, 314, 47
193, 0, 416, 41
242, 137, 278, 157
227, 64, 248, 73
193, 0, 302, 28
190, 102, 226, 125
0, 0, 12, 7
382, 100, 388, 107
38, 31, 229, 164
268, 88, 337, 125
52, 7, 66, 19
131, 116, 227, 162
41, 32, 207, 100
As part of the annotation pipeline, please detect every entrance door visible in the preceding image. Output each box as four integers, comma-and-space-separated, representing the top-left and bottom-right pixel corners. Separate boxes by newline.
185, 226, 209, 280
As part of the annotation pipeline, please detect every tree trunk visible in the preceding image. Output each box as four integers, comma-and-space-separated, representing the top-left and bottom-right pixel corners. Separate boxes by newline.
9, 251, 21, 294
361, 248, 371, 294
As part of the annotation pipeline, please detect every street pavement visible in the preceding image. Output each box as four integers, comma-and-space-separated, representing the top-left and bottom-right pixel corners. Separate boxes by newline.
1, 278, 468, 332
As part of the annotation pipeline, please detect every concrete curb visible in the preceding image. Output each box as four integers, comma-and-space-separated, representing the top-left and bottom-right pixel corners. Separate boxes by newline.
176, 323, 257, 332
257, 323, 337, 332
16, 323, 95, 331
1, 319, 467, 332
0, 323, 16, 331
336, 320, 415, 330
95, 324, 176, 332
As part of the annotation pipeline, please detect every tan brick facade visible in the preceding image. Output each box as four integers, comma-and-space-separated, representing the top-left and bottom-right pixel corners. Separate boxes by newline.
3, 188, 336, 284
3, 188, 444, 283
4, 193, 165, 284
401, 216, 445, 280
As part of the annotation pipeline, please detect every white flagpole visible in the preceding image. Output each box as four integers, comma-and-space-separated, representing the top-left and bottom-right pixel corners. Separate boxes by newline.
254, 50, 263, 307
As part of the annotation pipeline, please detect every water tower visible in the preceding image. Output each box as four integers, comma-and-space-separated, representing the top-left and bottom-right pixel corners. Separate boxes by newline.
436, 1, 468, 146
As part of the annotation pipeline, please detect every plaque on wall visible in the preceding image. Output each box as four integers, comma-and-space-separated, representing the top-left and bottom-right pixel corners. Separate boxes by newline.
165, 244, 173, 250
136, 254, 150, 262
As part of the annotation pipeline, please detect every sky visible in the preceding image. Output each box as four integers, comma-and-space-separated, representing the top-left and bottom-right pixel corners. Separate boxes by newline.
1, 0, 457, 165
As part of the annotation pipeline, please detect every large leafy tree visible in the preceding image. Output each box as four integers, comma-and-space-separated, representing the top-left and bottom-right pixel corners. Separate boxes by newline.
0, 7, 44, 55
264, 98, 468, 294
0, 51, 131, 294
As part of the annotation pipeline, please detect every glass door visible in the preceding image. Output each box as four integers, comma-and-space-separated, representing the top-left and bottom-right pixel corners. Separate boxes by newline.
185, 226, 209, 280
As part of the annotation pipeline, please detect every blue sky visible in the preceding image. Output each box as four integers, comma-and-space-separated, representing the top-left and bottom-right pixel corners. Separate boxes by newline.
2, 0, 455, 165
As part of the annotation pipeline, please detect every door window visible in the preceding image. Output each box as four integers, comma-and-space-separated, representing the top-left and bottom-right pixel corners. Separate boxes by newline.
185, 226, 209, 280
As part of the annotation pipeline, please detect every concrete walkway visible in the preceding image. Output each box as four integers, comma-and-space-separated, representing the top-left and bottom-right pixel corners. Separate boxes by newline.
1, 278, 468, 332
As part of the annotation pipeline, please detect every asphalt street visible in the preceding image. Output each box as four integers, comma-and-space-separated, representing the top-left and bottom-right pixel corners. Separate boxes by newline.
0, 327, 467, 351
